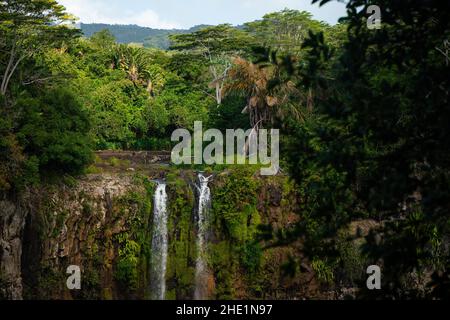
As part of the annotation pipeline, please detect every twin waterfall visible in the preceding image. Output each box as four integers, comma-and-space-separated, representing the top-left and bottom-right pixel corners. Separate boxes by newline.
150, 182, 168, 300
149, 174, 212, 300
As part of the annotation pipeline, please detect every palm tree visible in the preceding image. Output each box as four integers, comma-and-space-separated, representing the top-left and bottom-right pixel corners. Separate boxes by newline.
112, 45, 155, 94
223, 56, 304, 131
223, 57, 274, 131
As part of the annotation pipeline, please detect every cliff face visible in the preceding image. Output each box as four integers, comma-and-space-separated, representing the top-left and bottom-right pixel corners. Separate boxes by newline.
0, 194, 29, 299
20, 173, 155, 300
0, 165, 324, 300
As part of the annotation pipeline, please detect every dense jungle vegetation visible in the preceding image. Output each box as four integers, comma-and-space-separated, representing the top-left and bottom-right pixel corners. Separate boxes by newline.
1, 0, 449, 299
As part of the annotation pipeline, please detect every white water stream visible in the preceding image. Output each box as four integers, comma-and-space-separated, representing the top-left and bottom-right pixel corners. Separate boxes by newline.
150, 181, 168, 300
194, 173, 212, 300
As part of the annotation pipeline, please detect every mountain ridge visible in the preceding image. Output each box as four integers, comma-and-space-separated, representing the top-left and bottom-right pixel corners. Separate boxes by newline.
80, 23, 213, 49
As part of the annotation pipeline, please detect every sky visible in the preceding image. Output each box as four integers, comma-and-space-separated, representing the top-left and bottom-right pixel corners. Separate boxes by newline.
58, 0, 348, 29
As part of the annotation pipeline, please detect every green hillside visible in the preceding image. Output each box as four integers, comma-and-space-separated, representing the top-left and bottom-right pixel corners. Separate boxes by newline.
80, 23, 212, 49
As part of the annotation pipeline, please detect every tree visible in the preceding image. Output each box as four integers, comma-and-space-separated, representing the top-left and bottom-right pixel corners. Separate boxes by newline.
111, 44, 170, 96
244, 9, 327, 55
223, 57, 275, 130
278, 0, 450, 298
90, 29, 116, 50
170, 25, 255, 105
223, 51, 305, 132
0, 0, 79, 96
113, 45, 151, 86
16, 87, 93, 175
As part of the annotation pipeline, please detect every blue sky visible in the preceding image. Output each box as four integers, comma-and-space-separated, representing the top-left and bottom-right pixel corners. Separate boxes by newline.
58, 0, 347, 29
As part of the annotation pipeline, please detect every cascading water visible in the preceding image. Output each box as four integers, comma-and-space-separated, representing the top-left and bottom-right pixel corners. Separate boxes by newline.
194, 173, 212, 300
150, 181, 168, 300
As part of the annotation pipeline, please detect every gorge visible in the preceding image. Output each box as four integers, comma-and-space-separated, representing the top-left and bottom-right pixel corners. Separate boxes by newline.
0, 152, 324, 300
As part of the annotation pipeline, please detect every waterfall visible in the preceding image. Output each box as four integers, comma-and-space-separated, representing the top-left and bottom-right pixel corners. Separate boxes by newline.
150, 181, 168, 300
194, 173, 212, 300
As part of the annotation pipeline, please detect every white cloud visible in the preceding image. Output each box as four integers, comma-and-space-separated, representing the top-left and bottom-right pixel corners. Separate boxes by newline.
123, 10, 180, 29
239, 0, 346, 24
58, 0, 346, 29
58, 0, 180, 29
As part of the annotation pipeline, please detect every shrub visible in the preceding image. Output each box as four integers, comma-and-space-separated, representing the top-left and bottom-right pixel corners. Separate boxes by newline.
240, 241, 263, 274
16, 87, 93, 176
115, 234, 141, 290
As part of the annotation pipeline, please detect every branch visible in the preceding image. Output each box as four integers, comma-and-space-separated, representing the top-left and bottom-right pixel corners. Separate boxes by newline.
435, 46, 449, 66
2, 55, 25, 95
22, 76, 56, 86
1, 42, 16, 94
200, 89, 217, 101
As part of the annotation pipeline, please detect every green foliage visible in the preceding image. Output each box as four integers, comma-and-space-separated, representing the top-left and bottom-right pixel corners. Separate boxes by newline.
68, 33, 214, 150
34, 265, 65, 299
0, 1, 88, 191
209, 241, 234, 299
207, 95, 250, 131
244, 9, 328, 55
170, 24, 255, 56
113, 180, 154, 294
212, 167, 260, 243
146, 87, 212, 134
83, 77, 148, 149
336, 230, 368, 286
16, 87, 93, 175
209, 167, 266, 298
240, 241, 263, 274
78, 269, 101, 300
165, 52, 207, 85
90, 29, 116, 49
3, 0, 448, 300
0, 0, 80, 95
311, 258, 334, 285
166, 177, 196, 299
0, 113, 28, 191
115, 233, 141, 290
279, 0, 450, 298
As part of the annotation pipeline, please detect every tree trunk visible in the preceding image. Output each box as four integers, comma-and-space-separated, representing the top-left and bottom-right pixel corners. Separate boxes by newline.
215, 82, 222, 105
2, 58, 23, 95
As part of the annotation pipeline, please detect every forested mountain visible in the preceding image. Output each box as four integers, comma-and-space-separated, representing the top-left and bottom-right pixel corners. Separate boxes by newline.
80, 23, 212, 49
